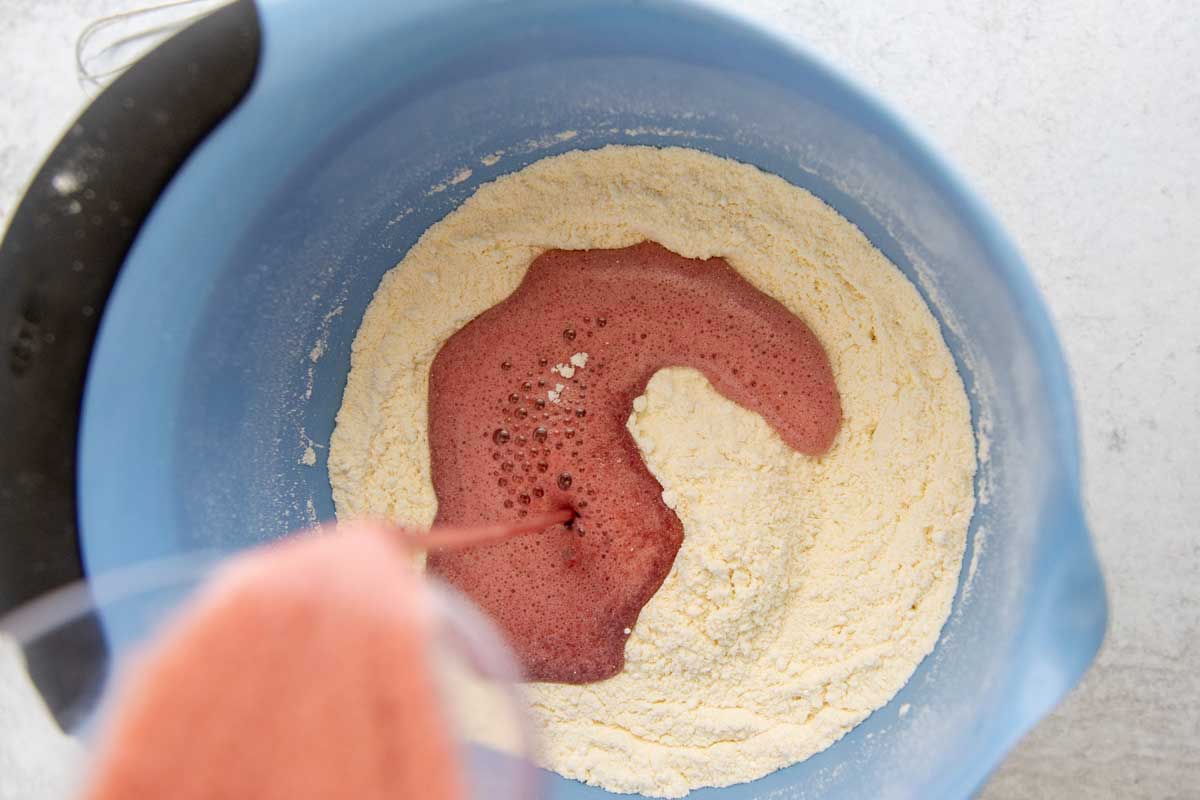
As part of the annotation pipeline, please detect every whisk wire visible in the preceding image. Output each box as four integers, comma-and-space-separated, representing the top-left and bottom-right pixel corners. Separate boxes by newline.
75, 0, 224, 89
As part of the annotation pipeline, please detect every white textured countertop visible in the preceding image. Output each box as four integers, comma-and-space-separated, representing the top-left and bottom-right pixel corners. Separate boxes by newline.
2, 1, 1197, 797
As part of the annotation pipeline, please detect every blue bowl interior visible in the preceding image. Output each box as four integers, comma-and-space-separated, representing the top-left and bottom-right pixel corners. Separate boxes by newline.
78, 1, 1106, 797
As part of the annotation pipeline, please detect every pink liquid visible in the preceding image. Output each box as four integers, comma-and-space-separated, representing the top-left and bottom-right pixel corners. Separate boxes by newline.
428, 242, 841, 683
82, 525, 465, 800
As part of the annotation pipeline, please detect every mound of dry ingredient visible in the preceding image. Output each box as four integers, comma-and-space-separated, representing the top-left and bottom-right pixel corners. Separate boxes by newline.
329, 145, 976, 797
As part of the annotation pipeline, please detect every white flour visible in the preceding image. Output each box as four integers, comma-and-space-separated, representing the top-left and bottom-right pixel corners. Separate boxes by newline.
329, 146, 975, 796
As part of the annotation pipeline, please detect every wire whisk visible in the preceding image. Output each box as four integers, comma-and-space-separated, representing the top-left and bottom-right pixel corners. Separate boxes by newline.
75, 0, 229, 91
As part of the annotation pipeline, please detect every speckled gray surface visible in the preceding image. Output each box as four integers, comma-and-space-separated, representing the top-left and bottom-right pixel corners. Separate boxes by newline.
1, 1, 1197, 797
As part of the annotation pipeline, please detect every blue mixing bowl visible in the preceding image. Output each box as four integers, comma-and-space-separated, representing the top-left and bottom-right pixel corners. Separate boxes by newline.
4, 0, 1108, 797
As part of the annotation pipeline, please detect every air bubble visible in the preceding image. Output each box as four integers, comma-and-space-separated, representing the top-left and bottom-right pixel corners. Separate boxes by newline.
597, 317, 607, 327
518, 493, 531, 505
493, 429, 510, 445
563, 328, 576, 341
501, 462, 513, 472
508, 393, 520, 403
557, 473, 573, 490
533, 487, 544, 498
534, 427, 548, 442
501, 360, 512, 370
537, 461, 548, 472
